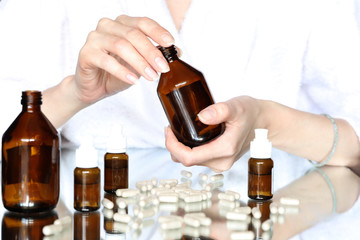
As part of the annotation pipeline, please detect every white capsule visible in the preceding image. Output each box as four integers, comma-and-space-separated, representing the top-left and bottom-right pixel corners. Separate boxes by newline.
159, 203, 179, 212
113, 213, 132, 223
158, 215, 183, 223
120, 188, 140, 198
252, 218, 261, 229
181, 177, 192, 184
218, 192, 235, 202
42, 224, 63, 236
234, 206, 252, 215
102, 208, 114, 219
199, 226, 211, 237
226, 211, 249, 221
251, 207, 262, 219
197, 216, 212, 226
161, 228, 182, 239
184, 212, 206, 218
138, 208, 156, 219
54, 216, 72, 226
160, 219, 183, 230
102, 198, 114, 209
199, 173, 208, 181
113, 222, 130, 232
160, 179, 178, 186
205, 183, 214, 191
225, 190, 241, 200
184, 202, 203, 212
231, 231, 255, 240
131, 218, 143, 230
184, 215, 201, 228
279, 197, 300, 206
284, 205, 300, 214
158, 192, 179, 203
116, 198, 127, 209
210, 174, 224, 182
262, 231, 272, 240
176, 182, 191, 188
184, 193, 203, 203
226, 220, 248, 231
278, 205, 286, 215
219, 199, 237, 209
152, 177, 158, 186
261, 219, 273, 231
183, 225, 200, 237
181, 170, 192, 178
269, 202, 278, 214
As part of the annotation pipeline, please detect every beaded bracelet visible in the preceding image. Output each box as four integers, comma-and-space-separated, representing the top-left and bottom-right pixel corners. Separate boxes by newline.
308, 114, 338, 167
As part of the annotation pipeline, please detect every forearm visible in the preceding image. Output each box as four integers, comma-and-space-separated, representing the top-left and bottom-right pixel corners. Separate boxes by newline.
258, 100, 360, 171
42, 75, 89, 129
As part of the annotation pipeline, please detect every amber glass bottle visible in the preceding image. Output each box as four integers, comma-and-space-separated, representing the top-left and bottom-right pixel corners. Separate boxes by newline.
248, 129, 273, 200
2, 211, 58, 240
74, 140, 101, 212
73, 211, 100, 240
1, 90, 60, 212
104, 126, 128, 194
157, 45, 225, 148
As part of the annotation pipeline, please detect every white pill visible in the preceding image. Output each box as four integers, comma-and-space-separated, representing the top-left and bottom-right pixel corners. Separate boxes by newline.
200, 226, 211, 237
225, 190, 241, 200
184, 193, 203, 203
113, 222, 130, 232
278, 205, 286, 215
261, 219, 273, 231
138, 208, 156, 219
210, 174, 224, 182
252, 218, 261, 229
131, 218, 143, 230
262, 231, 272, 240
183, 225, 200, 237
284, 205, 300, 214
234, 206, 252, 215
160, 220, 183, 230
197, 216, 212, 226
102, 198, 114, 209
184, 212, 206, 218
269, 202, 278, 214
227, 220, 248, 231
251, 207, 262, 219
152, 177, 158, 186
279, 197, 300, 206
158, 215, 183, 223
231, 231, 255, 240
205, 183, 214, 191
42, 224, 63, 236
226, 211, 249, 221
184, 202, 203, 212
102, 208, 114, 219
181, 177, 192, 184
219, 199, 237, 209
158, 193, 179, 203
160, 179, 178, 186
199, 173, 208, 181
116, 198, 127, 209
181, 170, 192, 178
176, 182, 191, 188
54, 216, 72, 226
115, 189, 125, 197
113, 213, 132, 223
121, 188, 140, 198
159, 202, 179, 212
184, 215, 201, 227
218, 192, 235, 202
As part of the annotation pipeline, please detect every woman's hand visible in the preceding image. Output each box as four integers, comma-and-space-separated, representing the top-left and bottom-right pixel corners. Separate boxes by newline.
74, 15, 174, 104
165, 96, 262, 172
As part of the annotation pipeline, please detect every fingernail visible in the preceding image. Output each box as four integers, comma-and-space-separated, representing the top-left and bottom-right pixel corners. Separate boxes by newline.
161, 33, 174, 46
126, 73, 138, 84
198, 108, 216, 122
145, 66, 158, 81
155, 57, 170, 73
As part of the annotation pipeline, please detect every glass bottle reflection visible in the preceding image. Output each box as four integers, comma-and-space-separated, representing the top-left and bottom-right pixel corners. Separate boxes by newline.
248, 199, 272, 239
74, 211, 100, 240
1, 210, 58, 240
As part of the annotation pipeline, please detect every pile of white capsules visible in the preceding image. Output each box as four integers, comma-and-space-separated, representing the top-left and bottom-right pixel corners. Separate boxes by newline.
42, 169, 301, 240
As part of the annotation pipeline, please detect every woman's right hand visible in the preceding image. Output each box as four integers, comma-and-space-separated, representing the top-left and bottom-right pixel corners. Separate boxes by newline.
73, 15, 174, 105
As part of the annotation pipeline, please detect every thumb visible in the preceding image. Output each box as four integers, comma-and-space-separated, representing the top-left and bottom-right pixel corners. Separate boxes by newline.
197, 102, 234, 125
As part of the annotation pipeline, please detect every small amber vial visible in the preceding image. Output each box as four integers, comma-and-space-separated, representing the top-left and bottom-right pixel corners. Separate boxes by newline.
73, 211, 100, 240
248, 129, 274, 200
157, 45, 225, 148
74, 140, 101, 212
104, 126, 128, 194
1, 90, 60, 213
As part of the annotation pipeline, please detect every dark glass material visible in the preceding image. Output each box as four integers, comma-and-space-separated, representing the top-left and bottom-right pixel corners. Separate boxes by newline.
1, 211, 58, 240
104, 152, 128, 194
74, 167, 101, 212
2, 90, 60, 212
157, 45, 225, 148
248, 158, 274, 200
74, 211, 100, 240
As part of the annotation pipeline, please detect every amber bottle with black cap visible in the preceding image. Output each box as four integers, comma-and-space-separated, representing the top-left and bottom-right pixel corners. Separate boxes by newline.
157, 45, 225, 148
1, 90, 60, 213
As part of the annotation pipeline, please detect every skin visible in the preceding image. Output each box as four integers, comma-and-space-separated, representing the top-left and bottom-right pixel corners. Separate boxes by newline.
41, 1, 360, 173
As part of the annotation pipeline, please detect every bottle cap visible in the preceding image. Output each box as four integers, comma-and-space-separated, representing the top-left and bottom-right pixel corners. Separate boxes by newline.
250, 129, 272, 159
76, 138, 98, 168
106, 125, 127, 153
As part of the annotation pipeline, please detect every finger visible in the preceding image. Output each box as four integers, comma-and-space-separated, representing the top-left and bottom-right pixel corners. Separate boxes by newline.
198, 101, 241, 125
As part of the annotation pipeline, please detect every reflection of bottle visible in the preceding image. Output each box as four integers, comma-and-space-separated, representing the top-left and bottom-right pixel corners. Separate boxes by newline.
248, 199, 272, 239
74, 139, 101, 212
157, 45, 225, 148
73, 211, 100, 240
2, 210, 58, 239
2, 90, 60, 212
248, 129, 273, 200
104, 126, 128, 194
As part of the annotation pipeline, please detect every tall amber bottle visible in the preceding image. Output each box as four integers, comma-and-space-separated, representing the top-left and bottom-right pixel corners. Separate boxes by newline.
157, 45, 225, 148
248, 129, 273, 200
104, 126, 128, 194
1, 90, 60, 212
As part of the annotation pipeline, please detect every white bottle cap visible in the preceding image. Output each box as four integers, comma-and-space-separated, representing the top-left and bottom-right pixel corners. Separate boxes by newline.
250, 129, 272, 159
76, 138, 98, 168
106, 125, 127, 153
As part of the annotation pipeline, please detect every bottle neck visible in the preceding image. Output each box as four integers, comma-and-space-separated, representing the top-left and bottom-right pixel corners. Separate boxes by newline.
157, 45, 179, 63
21, 90, 42, 112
